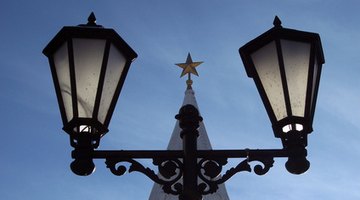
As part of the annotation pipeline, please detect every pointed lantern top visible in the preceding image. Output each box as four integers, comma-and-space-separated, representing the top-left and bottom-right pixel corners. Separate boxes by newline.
79, 12, 103, 27
87, 12, 97, 25
273, 16, 282, 28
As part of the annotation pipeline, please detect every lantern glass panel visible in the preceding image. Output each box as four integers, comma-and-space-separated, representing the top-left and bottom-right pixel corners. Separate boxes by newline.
53, 42, 73, 122
98, 44, 127, 123
72, 38, 106, 118
251, 41, 287, 120
281, 39, 311, 117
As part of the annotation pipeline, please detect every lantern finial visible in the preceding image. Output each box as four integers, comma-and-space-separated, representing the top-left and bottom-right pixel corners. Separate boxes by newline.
273, 16, 282, 28
87, 12, 97, 26
78, 12, 103, 27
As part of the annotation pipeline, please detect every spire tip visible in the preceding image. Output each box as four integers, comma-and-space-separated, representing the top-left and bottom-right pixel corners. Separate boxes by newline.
175, 53, 203, 88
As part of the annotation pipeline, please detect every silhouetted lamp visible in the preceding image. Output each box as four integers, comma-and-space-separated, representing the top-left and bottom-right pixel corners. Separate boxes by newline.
43, 12, 137, 151
43, 13, 325, 196
239, 16, 324, 174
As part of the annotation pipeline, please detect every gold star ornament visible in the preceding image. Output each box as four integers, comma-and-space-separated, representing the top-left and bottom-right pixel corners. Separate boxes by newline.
175, 53, 203, 78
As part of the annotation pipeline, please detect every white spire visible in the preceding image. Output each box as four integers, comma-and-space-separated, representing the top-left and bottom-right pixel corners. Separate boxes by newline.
148, 86, 230, 200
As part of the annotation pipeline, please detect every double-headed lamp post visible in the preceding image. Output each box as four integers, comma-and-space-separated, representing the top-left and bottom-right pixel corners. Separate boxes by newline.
43, 13, 324, 200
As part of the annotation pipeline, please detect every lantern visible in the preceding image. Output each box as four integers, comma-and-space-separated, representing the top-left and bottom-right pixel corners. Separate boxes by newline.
239, 16, 324, 149
43, 13, 137, 148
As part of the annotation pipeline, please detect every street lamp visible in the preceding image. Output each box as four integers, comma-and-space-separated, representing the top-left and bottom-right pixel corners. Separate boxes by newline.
43, 13, 137, 175
43, 12, 137, 167
43, 13, 324, 200
239, 16, 324, 174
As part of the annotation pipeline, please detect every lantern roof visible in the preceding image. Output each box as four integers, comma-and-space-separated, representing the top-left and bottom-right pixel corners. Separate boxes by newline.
239, 16, 325, 78
43, 13, 137, 61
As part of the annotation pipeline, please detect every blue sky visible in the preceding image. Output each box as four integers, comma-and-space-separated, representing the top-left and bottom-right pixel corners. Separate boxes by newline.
1, 0, 360, 199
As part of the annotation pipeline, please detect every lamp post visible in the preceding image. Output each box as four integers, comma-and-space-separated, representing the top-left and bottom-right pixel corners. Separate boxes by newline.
43, 13, 324, 200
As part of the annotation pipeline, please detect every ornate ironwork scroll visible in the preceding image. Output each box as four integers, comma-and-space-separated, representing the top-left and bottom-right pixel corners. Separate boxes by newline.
105, 157, 183, 195
197, 156, 275, 194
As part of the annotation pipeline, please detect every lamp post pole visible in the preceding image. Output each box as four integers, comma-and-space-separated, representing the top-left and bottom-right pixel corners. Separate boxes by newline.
177, 105, 202, 200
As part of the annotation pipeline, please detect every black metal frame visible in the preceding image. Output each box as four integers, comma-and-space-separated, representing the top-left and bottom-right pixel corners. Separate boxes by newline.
71, 104, 304, 200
